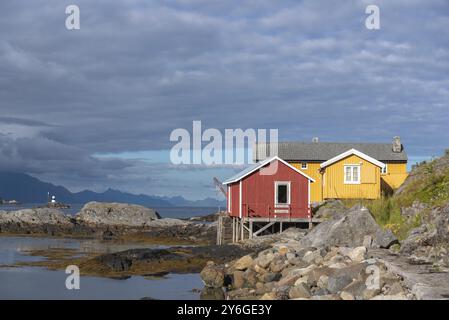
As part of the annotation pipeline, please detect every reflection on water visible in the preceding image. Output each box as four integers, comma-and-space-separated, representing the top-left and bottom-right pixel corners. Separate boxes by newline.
0, 236, 201, 300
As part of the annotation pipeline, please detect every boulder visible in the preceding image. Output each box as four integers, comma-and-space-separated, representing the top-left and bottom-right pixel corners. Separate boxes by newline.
200, 261, 225, 288
75, 202, 160, 228
234, 255, 253, 271
313, 200, 347, 220
347, 246, 367, 262
327, 274, 354, 294
340, 291, 355, 300
255, 249, 276, 269
300, 206, 398, 249
302, 250, 324, 265
341, 279, 367, 298
233, 271, 246, 289
373, 229, 399, 249
289, 283, 311, 299
317, 275, 329, 289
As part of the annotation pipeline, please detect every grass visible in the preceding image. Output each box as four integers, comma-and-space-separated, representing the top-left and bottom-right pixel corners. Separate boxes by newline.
347, 156, 449, 239
343, 196, 422, 240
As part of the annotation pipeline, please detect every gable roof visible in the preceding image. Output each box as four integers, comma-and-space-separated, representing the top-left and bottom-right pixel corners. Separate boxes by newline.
320, 149, 385, 169
253, 141, 407, 162
223, 156, 315, 185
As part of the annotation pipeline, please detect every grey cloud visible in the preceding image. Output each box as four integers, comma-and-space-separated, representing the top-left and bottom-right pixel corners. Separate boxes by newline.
0, 0, 448, 198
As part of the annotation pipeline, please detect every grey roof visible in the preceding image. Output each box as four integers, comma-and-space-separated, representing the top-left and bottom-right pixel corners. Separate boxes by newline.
253, 142, 408, 162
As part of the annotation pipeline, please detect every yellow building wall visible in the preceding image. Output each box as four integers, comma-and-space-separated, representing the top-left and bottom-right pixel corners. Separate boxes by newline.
381, 162, 408, 191
290, 159, 408, 202
322, 155, 381, 200
291, 162, 323, 203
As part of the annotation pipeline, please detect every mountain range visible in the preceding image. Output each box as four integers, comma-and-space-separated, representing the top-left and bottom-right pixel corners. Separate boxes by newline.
0, 172, 225, 207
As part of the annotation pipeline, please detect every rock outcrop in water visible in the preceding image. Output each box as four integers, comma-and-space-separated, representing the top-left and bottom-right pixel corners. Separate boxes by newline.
0, 202, 216, 244
0, 208, 73, 235
75, 202, 160, 227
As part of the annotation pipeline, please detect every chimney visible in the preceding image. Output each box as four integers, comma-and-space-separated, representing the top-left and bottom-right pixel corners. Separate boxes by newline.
312, 137, 319, 143
392, 136, 402, 153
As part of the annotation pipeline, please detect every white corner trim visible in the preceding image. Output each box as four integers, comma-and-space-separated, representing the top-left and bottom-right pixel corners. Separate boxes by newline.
239, 180, 242, 218
308, 180, 311, 206
228, 185, 231, 212
320, 148, 385, 169
223, 156, 315, 184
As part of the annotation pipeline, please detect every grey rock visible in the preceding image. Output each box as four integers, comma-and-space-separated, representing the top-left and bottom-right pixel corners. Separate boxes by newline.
234, 255, 253, 271
0, 208, 73, 235
300, 206, 398, 249
327, 274, 354, 294
341, 279, 367, 298
373, 229, 399, 249
233, 270, 245, 289
289, 283, 311, 299
75, 202, 160, 228
200, 262, 225, 288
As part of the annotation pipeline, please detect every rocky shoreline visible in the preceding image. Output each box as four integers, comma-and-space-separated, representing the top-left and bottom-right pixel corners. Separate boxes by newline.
199, 203, 449, 300
0, 202, 216, 244
2, 198, 448, 300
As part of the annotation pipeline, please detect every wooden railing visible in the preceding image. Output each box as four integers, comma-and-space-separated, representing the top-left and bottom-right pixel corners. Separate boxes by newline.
242, 203, 312, 220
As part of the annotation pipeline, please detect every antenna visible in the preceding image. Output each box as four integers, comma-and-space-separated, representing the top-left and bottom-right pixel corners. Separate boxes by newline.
213, 177, 227, 197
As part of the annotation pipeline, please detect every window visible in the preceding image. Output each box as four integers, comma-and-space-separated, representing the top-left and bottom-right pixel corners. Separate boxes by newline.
381, 164, 388, 175
275, 181, 291, 206
344, 165, 361, 184
301, 162, 308, 170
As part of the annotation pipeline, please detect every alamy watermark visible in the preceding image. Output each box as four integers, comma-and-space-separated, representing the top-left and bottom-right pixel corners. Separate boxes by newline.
365, 5, 380, 30
65, 5, 80, 30
170, 121, 278, 169
65, 265, 80, 290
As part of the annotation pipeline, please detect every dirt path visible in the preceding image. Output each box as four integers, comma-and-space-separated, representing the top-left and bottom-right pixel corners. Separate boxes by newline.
372, 249, 449, 300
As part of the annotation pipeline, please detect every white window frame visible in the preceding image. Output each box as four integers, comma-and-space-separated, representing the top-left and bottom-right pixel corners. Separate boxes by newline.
301, 162, 308, 170
381, 164, 388, 175
274, 181, 291, 207
344, 165, 361, 184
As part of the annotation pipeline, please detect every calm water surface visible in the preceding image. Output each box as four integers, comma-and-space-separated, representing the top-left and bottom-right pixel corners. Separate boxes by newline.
0, 236, 202, 300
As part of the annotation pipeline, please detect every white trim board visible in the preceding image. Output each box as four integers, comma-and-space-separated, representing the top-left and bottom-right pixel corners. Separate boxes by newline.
223, 156, 316, 184
320, 148, 385, 169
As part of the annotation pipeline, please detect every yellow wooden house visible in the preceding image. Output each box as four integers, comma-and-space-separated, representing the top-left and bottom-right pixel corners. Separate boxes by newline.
253, 137, 408, 203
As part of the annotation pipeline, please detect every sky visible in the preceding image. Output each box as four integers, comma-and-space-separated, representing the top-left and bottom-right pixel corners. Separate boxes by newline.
0, 0, 448, 200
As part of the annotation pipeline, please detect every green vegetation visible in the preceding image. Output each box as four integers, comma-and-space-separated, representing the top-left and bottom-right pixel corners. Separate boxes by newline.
343, 196, 414, 240
343, 155, 449, 239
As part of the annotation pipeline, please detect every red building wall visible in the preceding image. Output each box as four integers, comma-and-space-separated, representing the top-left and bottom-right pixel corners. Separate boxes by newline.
226, 159, 311, 219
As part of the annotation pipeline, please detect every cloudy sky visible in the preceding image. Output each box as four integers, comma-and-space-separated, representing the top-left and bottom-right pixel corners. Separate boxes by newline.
0, 0, 448, 200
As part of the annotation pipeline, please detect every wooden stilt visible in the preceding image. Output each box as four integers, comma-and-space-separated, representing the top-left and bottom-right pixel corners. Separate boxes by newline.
232, 217, 235, 243
249, 220, 253, 239
240, 219, 244, 241
280, 221, 283, 233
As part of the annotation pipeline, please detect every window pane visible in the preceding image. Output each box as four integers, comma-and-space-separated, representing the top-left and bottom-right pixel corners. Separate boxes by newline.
353, 166, 359, 182
345, 167, 351, 181
277, 185, 288, 204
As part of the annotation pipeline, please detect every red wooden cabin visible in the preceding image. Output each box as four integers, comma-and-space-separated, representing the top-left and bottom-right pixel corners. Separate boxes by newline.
223, 156, 315, 221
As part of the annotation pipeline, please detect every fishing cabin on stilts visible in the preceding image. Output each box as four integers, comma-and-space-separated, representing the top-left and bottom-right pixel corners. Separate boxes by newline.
218, 156, 320, 244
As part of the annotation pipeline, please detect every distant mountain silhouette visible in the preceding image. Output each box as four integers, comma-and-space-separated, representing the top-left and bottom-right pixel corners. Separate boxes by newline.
0, 172, 225, 207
